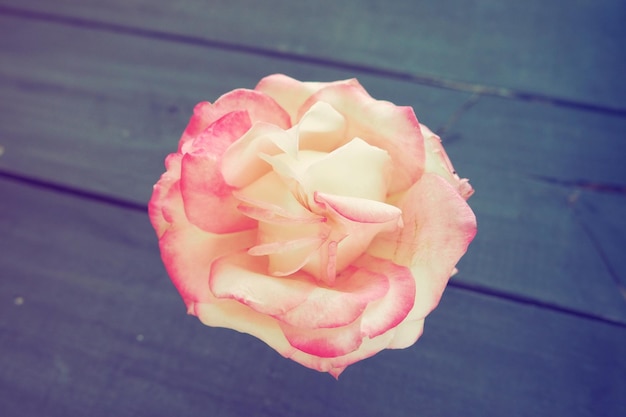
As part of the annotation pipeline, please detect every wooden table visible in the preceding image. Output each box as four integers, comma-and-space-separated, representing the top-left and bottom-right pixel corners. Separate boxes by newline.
1, 1, 625, 416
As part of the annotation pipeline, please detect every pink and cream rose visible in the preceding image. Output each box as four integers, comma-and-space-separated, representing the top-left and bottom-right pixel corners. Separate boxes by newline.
149, 74, 476, 377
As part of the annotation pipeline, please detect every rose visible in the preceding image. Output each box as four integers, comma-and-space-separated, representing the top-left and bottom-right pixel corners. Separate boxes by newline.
149, 74, 476, 377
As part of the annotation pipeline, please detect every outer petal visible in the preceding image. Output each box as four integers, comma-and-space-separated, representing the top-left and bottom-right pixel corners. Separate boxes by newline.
148, 153, 183, 238
276, 266, 389, 329
352, 255, 416, 339
194, 299, 399, 378
279, 318, 364, 358
422, 124, 474, 199
209, 253, 390, 330
193, 299, 300, 362
160, 224, 256, 307
180, 153, 256, 233
255, 74, 360, 125
209, 252, 313, 315
369, 173, 477, 319
387, 319, 425, 349
287, 329, 398, 378
273, 258, 411, 360
179, 88, 291, 151
179, 111, 257, 233
298, 81, 425, 194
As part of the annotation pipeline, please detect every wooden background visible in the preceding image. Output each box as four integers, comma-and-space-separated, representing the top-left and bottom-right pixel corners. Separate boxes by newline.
1, 1, 625, 416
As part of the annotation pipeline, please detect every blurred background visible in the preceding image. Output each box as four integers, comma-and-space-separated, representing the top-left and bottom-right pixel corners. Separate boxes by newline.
0, 1, 625, 416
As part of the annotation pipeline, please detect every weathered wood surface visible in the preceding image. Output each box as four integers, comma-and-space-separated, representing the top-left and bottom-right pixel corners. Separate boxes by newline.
0, 1, 625, 416
0, 0, 624, 111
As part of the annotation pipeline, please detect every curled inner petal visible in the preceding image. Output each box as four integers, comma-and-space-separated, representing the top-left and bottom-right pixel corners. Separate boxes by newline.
262, 138, 393, 204
294, 101, 347, 153
301, 193, 403, 284
298, 81, 425, 193
221, 122, 296, 188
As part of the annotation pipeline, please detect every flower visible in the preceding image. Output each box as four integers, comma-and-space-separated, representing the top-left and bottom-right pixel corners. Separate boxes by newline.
149, 74, 477, 377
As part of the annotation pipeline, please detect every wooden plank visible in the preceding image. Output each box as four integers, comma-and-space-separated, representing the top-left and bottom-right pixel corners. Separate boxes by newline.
0, 0, 625, 110
454, 171, 626, 324
0, 178, 624, 417
444, 97, 626, 323
0, 15, 625, 323
0, 14, 470, 204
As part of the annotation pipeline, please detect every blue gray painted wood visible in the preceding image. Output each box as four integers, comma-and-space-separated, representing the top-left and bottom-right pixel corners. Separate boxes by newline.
0, 1, 625, 416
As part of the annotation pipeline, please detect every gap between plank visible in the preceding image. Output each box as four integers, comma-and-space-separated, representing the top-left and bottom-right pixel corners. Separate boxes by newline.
1, 5, 626, 119
2, 169, 626, 330
0, 170, 146, 212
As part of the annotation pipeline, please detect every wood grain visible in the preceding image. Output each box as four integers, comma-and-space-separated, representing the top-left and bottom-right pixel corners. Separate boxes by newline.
0, 0, 624, 110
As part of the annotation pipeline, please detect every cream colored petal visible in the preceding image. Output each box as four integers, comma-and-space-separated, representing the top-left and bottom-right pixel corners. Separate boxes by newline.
255, 74, 361, 125
422, 124, 474, 200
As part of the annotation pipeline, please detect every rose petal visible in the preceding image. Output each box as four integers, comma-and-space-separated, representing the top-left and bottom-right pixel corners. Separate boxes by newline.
180, 153, 256, 234
352, 255, 416, 338
279, 318, 364, 358
255, 74, 360, 125
234, 171, 315, 219
288, 330, 398, 378
313, 192, 402, 224
234, 171, 332, 275
179, 88, 291, 151
278, 256, 412, 360
248, 236, 326, 277
210, 253, 390, 332
184, 110, 252, 155
245, 214, 329, 277
298, 81, 425, 193
236, 200, 323, 225
209, 252, 315, 316
387, 319, 425, 349
221, 122, 296, 188
295, 101, 347, 152
193, 299, 299, 361
369, 173, 477, 319
422, 124, 475, 200
194, 300, 398, 378
275, 266, 390, 329
259, 137, 393, 211
302, 137, 393, 201
178, 111, 258, 233
148, 153, 183, 237
302, 193, 403, 283
160, 225, 256, 307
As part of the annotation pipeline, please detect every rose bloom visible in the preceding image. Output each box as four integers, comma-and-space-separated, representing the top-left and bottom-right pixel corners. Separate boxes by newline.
149, 74, 476, 377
